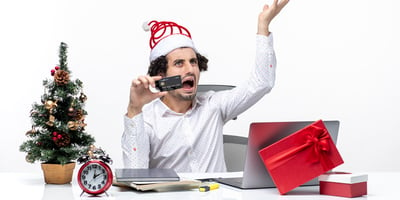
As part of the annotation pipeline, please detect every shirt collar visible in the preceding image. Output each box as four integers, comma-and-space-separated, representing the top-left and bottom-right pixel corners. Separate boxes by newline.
156, 95, 202, 117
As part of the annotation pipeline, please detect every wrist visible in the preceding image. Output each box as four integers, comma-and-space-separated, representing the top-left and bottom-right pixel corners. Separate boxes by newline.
126, 105, 142, 118
257, 23, 270, 36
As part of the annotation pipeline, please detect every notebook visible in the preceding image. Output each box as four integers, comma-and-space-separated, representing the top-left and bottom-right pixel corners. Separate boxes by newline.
215, 120, 340, 189
115, 168, 180, 182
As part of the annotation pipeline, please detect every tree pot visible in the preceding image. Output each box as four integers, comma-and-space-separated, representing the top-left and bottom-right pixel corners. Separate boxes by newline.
41, 162, 75, 184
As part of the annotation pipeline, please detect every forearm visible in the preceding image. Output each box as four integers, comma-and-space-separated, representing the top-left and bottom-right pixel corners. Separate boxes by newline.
121, 114, 150, 168
253, 33, 276, 89
234, 34, 276, 107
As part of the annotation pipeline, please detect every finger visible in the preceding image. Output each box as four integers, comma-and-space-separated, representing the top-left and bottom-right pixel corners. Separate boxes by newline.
131, 79, 141, 87
149, 75, 163, 88
152, 75, 163, 81
155, 91, 168, 98
277, 0, 290, 12
273, 0, 279, 7
137, 75, 152, 89
142, 75, 164, 88
263, 4, 269, 11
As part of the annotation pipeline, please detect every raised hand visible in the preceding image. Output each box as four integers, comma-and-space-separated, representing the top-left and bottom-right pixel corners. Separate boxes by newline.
258, 0, 290, 36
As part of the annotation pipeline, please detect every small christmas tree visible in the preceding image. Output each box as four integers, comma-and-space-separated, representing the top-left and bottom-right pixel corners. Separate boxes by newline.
20, 42, 95, 165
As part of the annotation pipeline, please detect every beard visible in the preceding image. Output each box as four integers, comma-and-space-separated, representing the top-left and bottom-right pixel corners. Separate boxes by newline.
169, 90, 197, 101
180, 93, 196, 101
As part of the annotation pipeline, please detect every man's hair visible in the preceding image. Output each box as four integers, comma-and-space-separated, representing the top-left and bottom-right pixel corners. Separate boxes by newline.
147, 52, 208, 76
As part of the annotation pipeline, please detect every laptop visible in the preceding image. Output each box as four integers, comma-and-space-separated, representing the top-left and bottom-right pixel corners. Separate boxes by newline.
215, 120, 340, 189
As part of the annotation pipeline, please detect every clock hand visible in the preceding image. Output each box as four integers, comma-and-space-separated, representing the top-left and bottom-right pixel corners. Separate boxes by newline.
88, 171, 103, 185
94, 172, 104, 179
92, 169, 97, 179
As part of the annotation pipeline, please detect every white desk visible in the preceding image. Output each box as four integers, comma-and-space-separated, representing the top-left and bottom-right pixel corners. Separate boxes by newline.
1, 172, 397, 199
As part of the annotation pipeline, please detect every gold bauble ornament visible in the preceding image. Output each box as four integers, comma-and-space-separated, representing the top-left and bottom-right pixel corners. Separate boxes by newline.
67, 121, 79, 130
44, 100, 57, 110
46, 115, 55, 126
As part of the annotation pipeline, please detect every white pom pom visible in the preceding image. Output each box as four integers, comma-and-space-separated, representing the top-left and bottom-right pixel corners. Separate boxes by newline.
142, 21, 150, 32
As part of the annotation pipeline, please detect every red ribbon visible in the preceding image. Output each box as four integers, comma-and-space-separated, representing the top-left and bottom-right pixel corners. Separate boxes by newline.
264, 125, 334, 171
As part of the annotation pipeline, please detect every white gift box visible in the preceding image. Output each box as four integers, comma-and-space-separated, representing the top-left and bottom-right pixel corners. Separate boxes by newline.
318, 172, 368, 198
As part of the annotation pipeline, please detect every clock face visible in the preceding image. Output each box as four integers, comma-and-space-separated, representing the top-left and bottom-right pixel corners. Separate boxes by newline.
77, 160, 113, 195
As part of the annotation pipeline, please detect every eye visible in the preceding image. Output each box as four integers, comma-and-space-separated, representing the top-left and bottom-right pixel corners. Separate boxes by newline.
190, 58, 198, 66
173, 59, 184, 67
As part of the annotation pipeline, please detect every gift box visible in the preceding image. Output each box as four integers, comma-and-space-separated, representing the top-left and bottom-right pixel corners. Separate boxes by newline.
258, 120, 344, 194
319, 172, 368, 198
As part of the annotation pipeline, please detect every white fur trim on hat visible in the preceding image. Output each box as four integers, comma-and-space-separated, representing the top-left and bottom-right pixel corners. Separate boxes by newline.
149, 34, 197, 62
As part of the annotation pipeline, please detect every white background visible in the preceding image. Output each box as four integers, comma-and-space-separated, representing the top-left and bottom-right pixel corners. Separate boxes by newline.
1, 0, 399, 173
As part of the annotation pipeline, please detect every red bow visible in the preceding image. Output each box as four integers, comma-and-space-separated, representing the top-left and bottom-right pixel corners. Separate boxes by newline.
264, 125, 334, 171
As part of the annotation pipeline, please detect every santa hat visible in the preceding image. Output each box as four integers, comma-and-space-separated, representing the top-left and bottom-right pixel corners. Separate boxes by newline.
143, 20, 197, 62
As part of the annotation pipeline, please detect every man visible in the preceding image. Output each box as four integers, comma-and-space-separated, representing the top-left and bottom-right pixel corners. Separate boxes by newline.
122, 0, 289, 172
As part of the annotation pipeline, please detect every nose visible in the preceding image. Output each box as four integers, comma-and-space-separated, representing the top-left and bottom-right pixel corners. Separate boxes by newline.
183, 61, 195, 73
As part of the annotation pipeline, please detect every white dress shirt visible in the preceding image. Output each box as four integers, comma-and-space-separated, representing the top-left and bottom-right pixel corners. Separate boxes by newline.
122, 34, 276, 172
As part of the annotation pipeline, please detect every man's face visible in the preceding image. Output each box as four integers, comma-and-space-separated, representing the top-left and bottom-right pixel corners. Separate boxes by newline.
164, 47, 200, 101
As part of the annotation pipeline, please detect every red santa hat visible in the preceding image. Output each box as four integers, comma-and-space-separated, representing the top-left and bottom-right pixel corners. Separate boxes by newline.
143, 20, 197, 62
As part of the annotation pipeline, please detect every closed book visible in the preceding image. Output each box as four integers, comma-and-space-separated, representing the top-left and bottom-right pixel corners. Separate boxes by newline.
115, 168, 180, 182
113, 179, 201, 192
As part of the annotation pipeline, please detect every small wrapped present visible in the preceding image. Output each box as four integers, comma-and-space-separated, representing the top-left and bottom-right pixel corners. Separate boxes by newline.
258, 120, 344, 194
319, 172, 368, 198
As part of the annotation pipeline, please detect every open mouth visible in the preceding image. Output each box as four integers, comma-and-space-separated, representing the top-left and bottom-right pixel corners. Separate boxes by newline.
182, 76, 195, 90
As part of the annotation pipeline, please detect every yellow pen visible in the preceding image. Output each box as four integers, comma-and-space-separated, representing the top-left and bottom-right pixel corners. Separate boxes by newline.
199, 182, 220, 192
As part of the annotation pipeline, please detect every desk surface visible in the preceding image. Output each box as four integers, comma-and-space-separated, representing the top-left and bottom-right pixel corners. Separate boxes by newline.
1, 171, 397, 199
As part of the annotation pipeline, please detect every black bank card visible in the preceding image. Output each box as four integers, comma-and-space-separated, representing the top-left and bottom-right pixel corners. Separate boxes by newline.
155, 75, 182, 91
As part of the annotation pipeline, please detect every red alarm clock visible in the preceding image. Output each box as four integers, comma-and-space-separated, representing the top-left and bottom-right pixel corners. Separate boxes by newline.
77, 146, 113, 196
